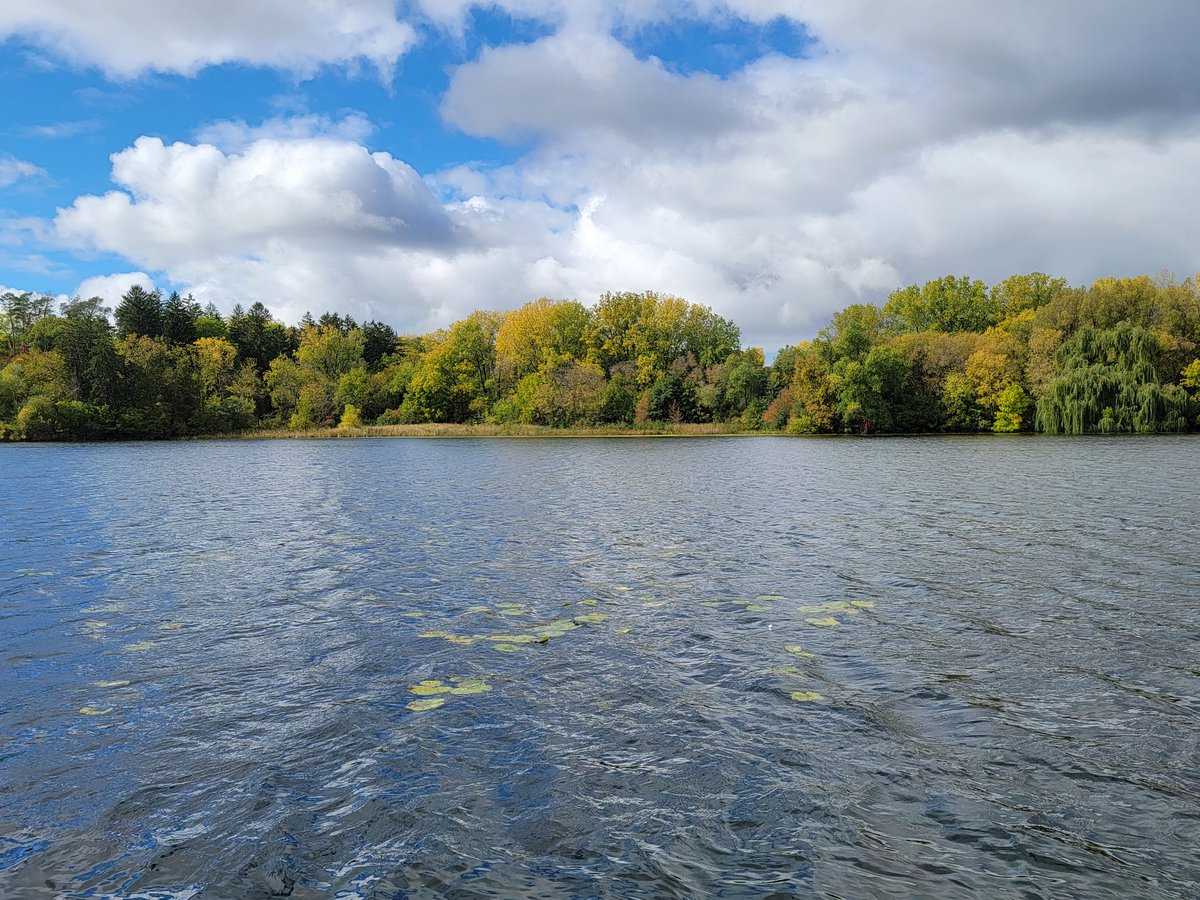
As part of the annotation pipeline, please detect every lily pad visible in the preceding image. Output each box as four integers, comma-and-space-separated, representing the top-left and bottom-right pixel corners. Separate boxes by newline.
406, 697, 446, 712
442, 635, 476, 645
409, 682, 452, 696
464, 605, 493, 615
850, 600, 877, 609
496, 603, 526, 616
84, 621, 108, 629
80, 706, 112, 716
784, 645, 815, 657
124, 641, 155, 652
573, 613, 608, 625
805, 617, 839, 628
790, 691, 824, 703
616, 627, 632, 635
745, 604, 771, 612
580, 599, 599, 607
160, 622, 183, 631
486, 634, 539, 644
615, 586, 632, 592
448, 678, 492, 696
700, 601, 723, 608
493, 643, 520, 652
95, 679, 131, 688
756, 594, 784, 601
419, 630, 449, 639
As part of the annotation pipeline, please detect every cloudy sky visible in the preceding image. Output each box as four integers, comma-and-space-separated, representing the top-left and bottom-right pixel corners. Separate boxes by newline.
2, 1, 1199, 352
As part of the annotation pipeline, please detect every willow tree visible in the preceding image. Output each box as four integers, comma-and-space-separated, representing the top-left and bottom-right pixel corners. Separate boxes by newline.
1036, 323, 1188, 434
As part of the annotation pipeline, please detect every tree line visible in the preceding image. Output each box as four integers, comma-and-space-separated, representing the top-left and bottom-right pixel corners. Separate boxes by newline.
2, 273, 1199, 440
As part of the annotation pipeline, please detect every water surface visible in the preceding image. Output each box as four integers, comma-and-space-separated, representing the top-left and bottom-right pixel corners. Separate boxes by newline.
1, 436, 1198, 898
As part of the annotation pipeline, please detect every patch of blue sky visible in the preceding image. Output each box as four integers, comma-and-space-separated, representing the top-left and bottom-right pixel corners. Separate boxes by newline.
625, 13, 813, 78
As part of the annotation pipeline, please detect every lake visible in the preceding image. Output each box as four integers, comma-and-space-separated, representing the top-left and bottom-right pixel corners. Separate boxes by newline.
1, 436, 1198, 898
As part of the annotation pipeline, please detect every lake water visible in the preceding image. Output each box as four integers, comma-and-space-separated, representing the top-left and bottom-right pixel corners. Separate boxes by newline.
1, 436, 1198, 898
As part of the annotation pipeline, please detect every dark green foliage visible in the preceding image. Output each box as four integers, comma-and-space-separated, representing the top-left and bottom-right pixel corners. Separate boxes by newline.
361, 320, 399, 371
1036, 323, 1188, 434
1, 292, 56, 355
648, 371, 696, 422
56, 298, 117, 404
114, 286, 164, 338
162, 292, 201, 345
227, 302, 295, 372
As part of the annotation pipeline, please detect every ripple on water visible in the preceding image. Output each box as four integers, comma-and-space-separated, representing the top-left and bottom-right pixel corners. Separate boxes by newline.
1, 436, 1198, 897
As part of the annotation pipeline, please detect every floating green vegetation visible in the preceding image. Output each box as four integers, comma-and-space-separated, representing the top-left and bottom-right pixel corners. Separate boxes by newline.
464, 605, 493, 615
84, 620, 108, 629
745, 603, 771, 612
448, 678, 492, 696
615, 586, 632, 592
790, 691, 824, 703
400, 611, 426, 618
124, 641, 155, 652
79, 706, 112, 716
419, 630, 449, 639
804, 617, 840, 628
616, 627, 632, 635
406, 697, 446, 712
94, 679, 130, 688
784, 645, 815, 657
492, 643, 520, 652
160, 622, 183, 631
406, 677, 493, 709
757, 594, 784, 601
700, 601, 723, 608
535, 618, 580, 639
442, 635, 477, 645
486, 634, 539, 644
798, 601, 860, 615
572, 613, 609, 625
496, 603, 526, 616
580, 599, 599, 606
850, 600, 877, 609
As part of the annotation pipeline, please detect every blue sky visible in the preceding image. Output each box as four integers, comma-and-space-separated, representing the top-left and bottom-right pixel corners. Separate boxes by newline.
2, 1, 1199, 351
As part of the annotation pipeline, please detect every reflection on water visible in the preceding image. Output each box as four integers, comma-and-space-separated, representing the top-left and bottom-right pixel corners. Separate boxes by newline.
1, 436, 1198, 898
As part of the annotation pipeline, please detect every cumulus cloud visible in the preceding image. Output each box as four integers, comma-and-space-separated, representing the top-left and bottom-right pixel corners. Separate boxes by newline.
76, 272, 155, 307
193, 113, 376, 153
0, 0, 416, 77
37, 1, 1200, 350
443, 30, 748, 144
0, 155, 44, 187
56, 136, 460, 268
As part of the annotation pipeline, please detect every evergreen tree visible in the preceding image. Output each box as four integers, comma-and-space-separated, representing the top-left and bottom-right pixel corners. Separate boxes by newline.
162, 292, 201, 345
114, 286, 163, 338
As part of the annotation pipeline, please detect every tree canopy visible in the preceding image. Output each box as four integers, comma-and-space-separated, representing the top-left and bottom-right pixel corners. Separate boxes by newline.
2, 272, 1199, 440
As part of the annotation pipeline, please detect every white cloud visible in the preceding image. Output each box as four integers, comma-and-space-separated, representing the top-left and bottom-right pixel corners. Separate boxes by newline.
193, 113, 376, 153
0, 0, 416, 78
56, 136, 459, 269
76, 271, 155, 306
38, 2, 1200, 351
0, 155, 44, 187
19, 120, 101, 139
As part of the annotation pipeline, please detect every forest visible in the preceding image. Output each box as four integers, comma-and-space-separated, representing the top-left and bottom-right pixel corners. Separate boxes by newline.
2, 272, 1199, 440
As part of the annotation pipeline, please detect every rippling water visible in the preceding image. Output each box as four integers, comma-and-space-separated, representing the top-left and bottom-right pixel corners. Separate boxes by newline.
1, 436, 1198, 898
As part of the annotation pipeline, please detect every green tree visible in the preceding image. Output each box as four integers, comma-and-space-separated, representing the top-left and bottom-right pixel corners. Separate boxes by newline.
162, 292, 201, 345
114, 285, 164, 338
884, 276, 996, 334
1036, 323, 1188, 433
